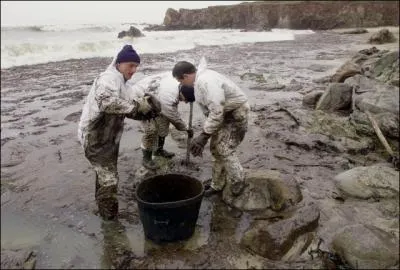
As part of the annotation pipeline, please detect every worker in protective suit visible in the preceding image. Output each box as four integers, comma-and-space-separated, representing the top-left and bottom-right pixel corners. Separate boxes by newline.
130, 71, 194, 170
78, 45, 161, 220
172, 57, 249, 197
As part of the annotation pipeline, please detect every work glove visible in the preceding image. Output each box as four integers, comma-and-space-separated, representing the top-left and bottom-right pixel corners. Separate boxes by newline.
135, 96, 152, 115
144, 93, 162, 115
190, 132, 211, 157
187, 129, 194, 138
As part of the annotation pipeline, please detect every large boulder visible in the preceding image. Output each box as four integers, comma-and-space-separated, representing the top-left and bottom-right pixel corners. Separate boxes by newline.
369, 28, 397, 44
331, 61, 362, 83
241, 202, 320, 260
345, 75, 400, 115
369, 51, 399, 86
117, 26, 145, 38
334, 165, 399, 199
332, 224, 399, 269
350, 110, 399, 139
302, 90, 324, 107
222, 169, 302, 211
354, 83, 399, 115
315, 83, 353, 111
373, 112, 400, 139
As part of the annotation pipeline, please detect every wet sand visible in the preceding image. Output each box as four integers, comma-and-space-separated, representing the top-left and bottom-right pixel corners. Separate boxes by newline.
1, 27, 399, 268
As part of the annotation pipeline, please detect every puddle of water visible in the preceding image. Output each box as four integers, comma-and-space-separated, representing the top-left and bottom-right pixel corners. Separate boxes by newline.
1, 208, 103, 268
235, 212, 253, 243
184, 199, 212, 251
1, 210, 45, 250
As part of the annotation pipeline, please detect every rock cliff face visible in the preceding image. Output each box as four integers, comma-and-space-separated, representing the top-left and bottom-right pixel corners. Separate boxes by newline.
159, 1, 399, 30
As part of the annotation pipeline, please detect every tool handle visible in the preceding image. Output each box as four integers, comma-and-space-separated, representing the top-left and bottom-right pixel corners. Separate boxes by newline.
186, 102, 194, 164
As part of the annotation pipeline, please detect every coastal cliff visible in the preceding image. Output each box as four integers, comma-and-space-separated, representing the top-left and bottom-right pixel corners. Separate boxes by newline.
154, 1, 399, 31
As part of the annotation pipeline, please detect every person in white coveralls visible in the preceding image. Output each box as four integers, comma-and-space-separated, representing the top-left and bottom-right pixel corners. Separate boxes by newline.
78, 45, 161, 220
129, 71, 194, 170
172, 57, 250, 197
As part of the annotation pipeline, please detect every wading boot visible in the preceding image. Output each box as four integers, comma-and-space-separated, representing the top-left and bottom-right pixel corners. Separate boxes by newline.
142, 149, 158, 170
153, 136, 175, 159
96, 184, 119, 220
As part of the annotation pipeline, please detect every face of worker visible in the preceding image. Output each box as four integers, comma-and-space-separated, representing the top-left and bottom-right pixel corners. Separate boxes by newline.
176, 73, 196, 87
117, 62, 139, 81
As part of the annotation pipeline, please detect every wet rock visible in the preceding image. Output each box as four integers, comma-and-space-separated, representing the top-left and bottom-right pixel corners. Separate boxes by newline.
331, 61, 361, 83
353, 79, 399, 115
241, 202, 320, 260
332, 224, 399, 269
143, 24, 167, 31
369, 51, 399, 86
350, 108, 377, 136
369, 28, 396, 44
250, 83, 286, 91
222, 169, 302, 211
333, 137, 373, 155
315, 83, 353, 111
302, 90, 324, 107
358, 46, 379, 56
117, 26, 145, 38
335, 165, 399, 199
1, 249, 36, 270
240, 72, 266, 83
373, 112, 400, 139
284, 133, 340, 153
340, 28, 368, 34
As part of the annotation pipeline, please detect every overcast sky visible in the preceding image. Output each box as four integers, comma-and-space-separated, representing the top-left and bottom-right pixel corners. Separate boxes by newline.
1, 1, 247, 26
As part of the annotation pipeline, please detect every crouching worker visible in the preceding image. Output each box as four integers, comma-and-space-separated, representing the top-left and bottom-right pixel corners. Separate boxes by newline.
172, 57, 250, 197
78, 45, 161, 220
131, 71, 194, 170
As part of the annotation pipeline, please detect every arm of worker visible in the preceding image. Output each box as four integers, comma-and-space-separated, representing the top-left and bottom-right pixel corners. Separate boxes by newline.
201, 82, 225, 135
95, 76, 137, 115
161, 102, 188, 131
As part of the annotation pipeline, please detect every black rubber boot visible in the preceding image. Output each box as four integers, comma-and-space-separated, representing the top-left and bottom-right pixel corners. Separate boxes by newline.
142, 149, 158, 170
154, 136, 175, 159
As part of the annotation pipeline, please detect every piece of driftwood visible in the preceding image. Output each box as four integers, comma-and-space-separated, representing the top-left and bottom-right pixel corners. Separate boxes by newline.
365, 111, 394, 157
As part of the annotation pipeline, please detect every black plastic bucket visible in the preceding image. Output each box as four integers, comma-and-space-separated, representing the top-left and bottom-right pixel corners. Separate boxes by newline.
135, 173, 204, 243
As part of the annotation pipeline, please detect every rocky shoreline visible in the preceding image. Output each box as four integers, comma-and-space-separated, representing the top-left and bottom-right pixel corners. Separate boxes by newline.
1, 27, 399, 269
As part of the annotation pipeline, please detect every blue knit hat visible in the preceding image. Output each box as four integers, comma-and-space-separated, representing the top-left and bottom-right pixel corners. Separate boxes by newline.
116, 45, 140, 64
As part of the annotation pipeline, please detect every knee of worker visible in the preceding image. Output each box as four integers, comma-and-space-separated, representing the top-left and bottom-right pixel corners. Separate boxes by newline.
210, 142, 237, 158
156, 117, 170, 137
157, 124, 169, 138
141, 126, 158, 150
94, 166, 119, 187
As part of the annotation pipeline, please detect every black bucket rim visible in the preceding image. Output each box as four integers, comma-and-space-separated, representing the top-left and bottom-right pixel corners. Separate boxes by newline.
135, 173, 204, 209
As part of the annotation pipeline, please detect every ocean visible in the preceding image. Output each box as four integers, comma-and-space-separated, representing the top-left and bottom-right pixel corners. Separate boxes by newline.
1, 22, 314, 69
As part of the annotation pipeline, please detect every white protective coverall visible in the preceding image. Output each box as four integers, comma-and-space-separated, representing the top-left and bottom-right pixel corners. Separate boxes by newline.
194, 57, 250, 194
78, 55, 142, 216
130, 71, 188, 151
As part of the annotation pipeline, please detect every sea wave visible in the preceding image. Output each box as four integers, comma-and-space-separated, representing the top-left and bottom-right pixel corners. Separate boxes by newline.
1, 27, 315, 69
1, 23, 132, 33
